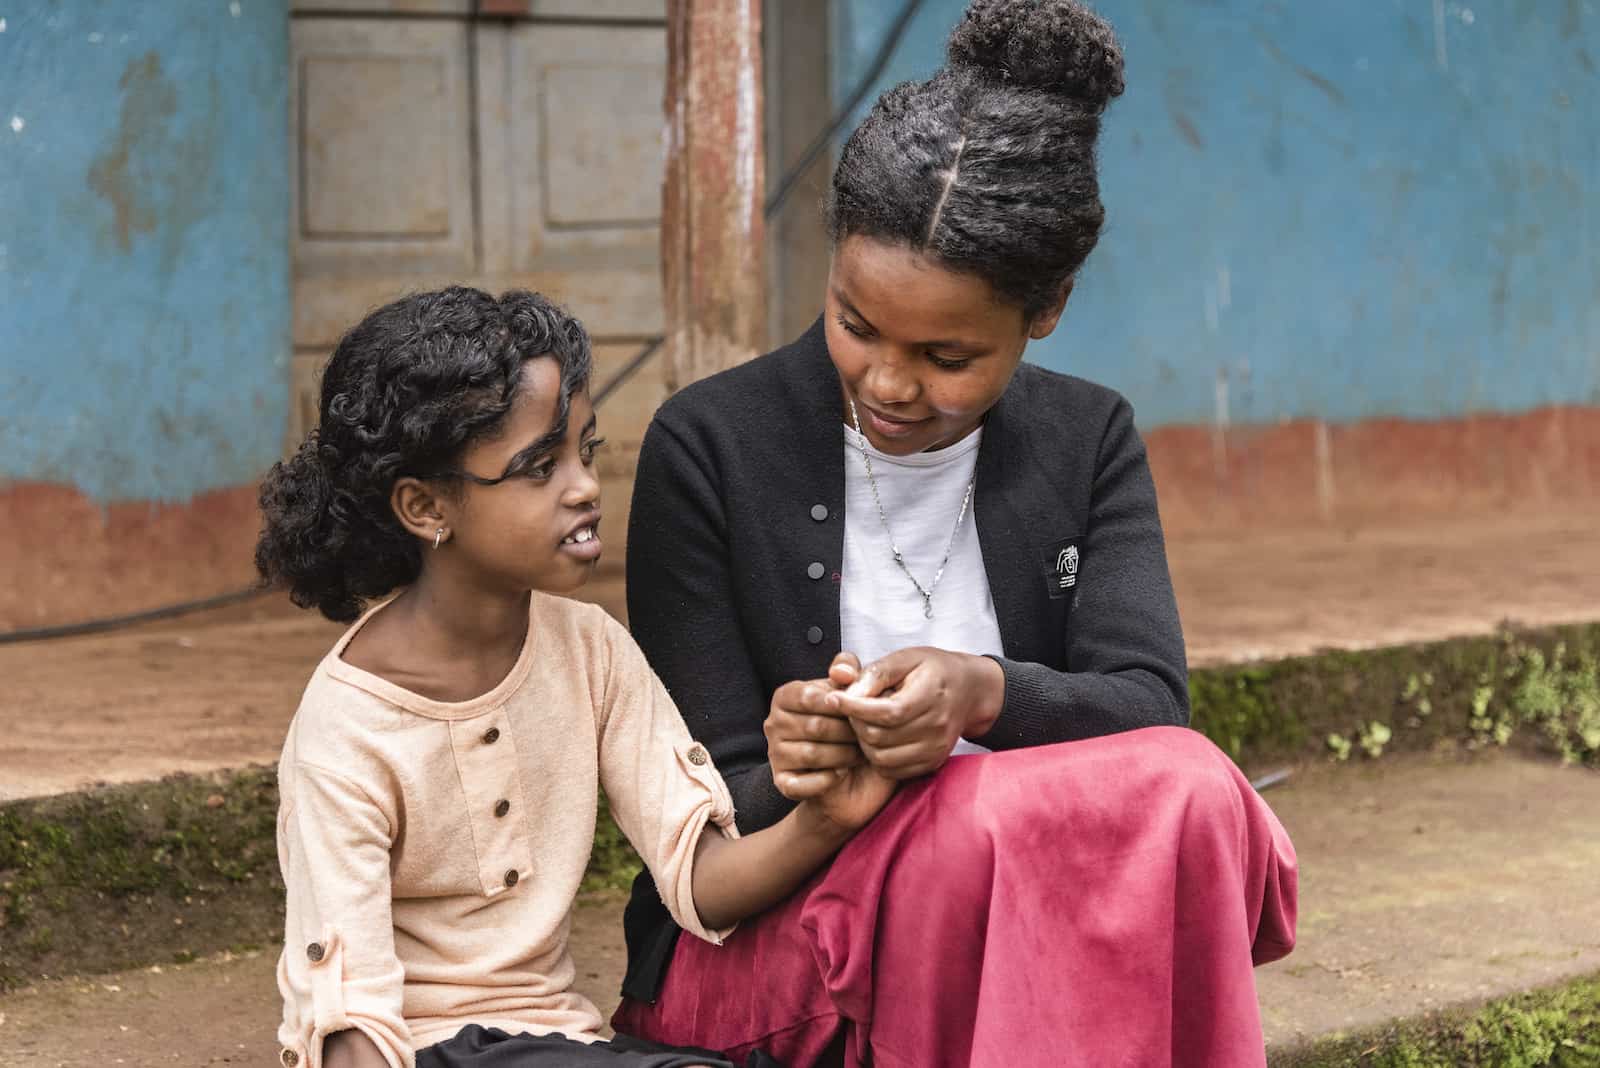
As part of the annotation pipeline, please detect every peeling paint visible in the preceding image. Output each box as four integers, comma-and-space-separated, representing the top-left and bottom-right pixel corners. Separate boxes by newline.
1314, 420, 1335, 520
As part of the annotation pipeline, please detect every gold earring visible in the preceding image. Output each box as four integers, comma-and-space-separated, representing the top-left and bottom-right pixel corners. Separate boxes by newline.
433, 527, 447, 550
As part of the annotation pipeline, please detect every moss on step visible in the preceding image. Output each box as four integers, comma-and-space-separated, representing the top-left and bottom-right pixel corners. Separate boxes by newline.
0, 768, 284, 991
1190, 622, 1600, 770
1271, 971, 1600, 1067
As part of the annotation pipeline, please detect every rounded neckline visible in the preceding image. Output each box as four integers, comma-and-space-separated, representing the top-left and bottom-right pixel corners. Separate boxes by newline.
322, 594, 540, 720
842, 422, 984, 469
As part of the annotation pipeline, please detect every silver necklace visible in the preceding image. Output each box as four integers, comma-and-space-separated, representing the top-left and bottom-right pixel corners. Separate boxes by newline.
848, 397, 976, 619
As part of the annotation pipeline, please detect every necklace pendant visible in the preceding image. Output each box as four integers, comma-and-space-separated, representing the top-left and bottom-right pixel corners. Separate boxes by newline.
922, 596, 934, 619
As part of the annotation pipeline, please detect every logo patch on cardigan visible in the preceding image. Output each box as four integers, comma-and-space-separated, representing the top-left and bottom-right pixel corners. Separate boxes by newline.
1041, 538, 1081, 600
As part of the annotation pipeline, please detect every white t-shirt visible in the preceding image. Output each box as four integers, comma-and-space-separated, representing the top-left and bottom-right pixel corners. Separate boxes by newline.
840, 423, 1002, 757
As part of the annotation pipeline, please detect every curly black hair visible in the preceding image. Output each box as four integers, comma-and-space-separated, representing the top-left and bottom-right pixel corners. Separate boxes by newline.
827, 0, 1125, 316
255, 287, 593, 622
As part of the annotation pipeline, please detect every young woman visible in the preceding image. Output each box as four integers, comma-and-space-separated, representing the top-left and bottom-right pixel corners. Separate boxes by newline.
612, 2, 1298, 1065
256, 287, 895, 1068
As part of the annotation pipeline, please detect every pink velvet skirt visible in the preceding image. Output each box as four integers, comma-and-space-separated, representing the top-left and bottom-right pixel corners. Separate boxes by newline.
612, 726, 1297, 1068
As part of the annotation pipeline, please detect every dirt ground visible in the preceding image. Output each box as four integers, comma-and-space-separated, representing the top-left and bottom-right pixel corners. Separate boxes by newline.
0, 892, 630, 1066
2, 507, 1598, 801
4, 751, 1597, 1065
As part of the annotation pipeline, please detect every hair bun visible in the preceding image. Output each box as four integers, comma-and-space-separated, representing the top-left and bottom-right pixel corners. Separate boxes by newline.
946, 0, 1125, 111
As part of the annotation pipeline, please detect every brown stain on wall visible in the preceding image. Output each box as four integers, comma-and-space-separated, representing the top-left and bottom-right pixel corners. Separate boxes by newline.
85, 52, 220, 269
87, 53, 175, 252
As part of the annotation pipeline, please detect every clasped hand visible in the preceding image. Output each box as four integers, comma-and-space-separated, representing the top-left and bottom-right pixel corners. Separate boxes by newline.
766, 647, 1006, 820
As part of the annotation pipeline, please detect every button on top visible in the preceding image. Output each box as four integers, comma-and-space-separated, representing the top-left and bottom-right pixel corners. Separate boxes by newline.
504, 869, 519, 888
687, 744, 709, 767
482, 727, 500, 745
807, 562, 825, 580
810, 504, 829, 522
305, 941, 325, 963
494, 799, 511, 818
806, 626, 824, 645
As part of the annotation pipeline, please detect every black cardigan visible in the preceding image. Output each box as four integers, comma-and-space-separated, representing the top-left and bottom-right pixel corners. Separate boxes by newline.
619, 319, 1189, 1000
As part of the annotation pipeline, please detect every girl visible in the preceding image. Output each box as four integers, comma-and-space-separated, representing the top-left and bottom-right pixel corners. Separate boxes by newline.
611, 1, 1298, 1066
256, 287, 895, 1068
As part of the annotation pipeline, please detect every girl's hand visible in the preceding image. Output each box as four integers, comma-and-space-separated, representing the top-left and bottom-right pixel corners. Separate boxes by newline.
786, 761, 898, 834
770, 653, 897, 831
832, 647, 1006, 780
765, 673, 865, 796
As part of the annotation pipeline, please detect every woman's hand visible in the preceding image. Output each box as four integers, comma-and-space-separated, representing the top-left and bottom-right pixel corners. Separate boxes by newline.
833, 647, 1006, 780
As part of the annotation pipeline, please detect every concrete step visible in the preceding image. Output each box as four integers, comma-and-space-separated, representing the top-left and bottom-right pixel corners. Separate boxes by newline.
4, 751, 1597, 1066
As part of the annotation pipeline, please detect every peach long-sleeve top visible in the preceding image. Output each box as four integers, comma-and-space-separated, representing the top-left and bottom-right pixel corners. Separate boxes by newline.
274, 593, 738, 1068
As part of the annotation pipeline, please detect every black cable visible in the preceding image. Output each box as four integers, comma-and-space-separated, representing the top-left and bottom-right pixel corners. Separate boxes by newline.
0, 588, 268, 646
763, 0, 927, 218
0, 0, 928, 646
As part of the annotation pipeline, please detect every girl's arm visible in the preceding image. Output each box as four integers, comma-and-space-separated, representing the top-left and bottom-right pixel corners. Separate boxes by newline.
277, 762, 410, 1068
595, 614, 892, 938
322, 1030, 391, 1068
689, 759, 893, 930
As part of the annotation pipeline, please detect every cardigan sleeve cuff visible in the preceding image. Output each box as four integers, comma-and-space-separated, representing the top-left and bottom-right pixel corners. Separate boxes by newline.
724, 762, 796, 835
977, 656, 1061, 751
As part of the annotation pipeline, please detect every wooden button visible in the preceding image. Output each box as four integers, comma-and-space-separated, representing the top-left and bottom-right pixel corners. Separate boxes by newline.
281, 1049, 300, 1067
687, 744, 709, 767
305, 941, 325, 963
494, 799, 511, 818
482, 727, 500, 745
504, 869, 519, 888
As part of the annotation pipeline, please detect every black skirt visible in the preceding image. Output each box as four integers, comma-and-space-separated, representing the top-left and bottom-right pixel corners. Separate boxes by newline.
416, 1024, 781, 1068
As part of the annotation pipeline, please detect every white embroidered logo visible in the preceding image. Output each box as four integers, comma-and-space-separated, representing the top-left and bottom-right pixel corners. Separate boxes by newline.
1056, 546, 1079, 589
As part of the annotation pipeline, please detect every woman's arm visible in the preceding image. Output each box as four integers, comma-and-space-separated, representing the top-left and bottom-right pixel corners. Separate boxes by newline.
627, 415, 828, 832
980, 397, 1189, 745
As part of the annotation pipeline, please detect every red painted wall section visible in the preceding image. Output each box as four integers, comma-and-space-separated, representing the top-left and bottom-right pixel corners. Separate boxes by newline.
2, 482, 262, 630
1147, 406, 1600, 536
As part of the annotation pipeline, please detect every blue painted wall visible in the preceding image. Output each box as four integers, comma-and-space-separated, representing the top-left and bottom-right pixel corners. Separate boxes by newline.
1, 1, 291, 503
832, 1, 1600, 426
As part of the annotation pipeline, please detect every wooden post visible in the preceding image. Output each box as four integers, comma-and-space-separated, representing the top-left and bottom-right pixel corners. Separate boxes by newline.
662, 0, 767, 392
